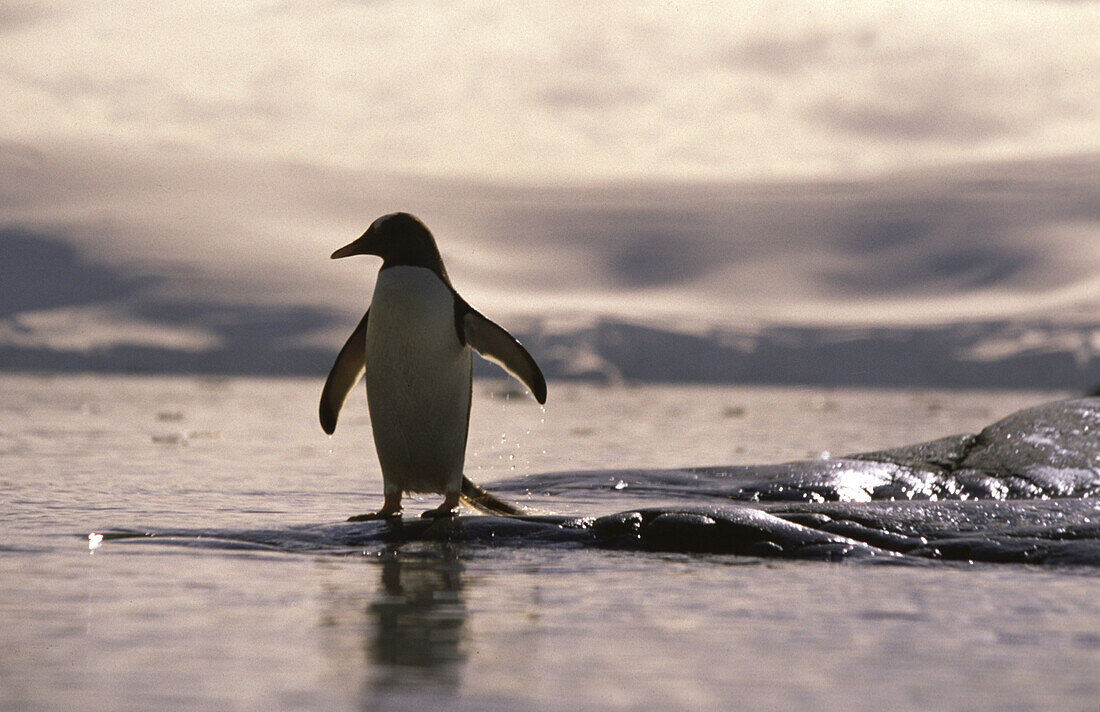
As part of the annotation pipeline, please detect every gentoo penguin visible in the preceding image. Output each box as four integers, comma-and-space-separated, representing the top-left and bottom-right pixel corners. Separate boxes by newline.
319, 212, 547, 520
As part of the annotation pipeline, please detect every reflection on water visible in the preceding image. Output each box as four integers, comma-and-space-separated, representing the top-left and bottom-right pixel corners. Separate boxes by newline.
362, 545, 468, 704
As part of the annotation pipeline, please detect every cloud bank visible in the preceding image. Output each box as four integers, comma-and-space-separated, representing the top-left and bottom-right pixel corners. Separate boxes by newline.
1, 143, 1097, 386
0, 2, 1097, 387
1, 1, 1096, 181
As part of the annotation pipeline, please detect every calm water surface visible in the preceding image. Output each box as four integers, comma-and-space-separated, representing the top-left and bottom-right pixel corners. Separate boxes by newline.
2, 375, 1098, 711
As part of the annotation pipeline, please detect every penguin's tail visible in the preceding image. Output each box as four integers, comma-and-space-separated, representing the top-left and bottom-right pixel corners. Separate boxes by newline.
460, 476, 526, 516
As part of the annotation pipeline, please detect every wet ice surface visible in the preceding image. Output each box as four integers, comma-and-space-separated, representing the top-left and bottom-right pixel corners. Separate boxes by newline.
3, 375, 1099, 711
96, 396, 1100, 564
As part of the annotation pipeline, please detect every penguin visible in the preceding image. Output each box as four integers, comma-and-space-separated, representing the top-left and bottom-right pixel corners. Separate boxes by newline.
319, 212, 547, 520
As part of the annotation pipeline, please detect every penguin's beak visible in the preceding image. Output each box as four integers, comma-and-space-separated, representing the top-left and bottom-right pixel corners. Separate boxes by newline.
330, 229, 375, 259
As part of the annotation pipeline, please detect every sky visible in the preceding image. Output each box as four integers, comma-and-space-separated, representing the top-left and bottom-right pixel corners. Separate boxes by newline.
3, 1, 1098, 181
1, 1, 1098, 383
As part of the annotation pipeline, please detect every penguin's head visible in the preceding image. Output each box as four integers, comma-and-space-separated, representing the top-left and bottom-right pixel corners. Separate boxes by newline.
331, 212, 446, 276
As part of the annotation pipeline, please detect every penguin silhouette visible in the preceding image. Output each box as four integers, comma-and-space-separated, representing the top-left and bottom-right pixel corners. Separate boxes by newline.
320, 213, 546, 519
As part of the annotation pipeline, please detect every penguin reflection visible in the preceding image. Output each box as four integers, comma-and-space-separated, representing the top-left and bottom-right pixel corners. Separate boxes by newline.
367, 546, 467, 694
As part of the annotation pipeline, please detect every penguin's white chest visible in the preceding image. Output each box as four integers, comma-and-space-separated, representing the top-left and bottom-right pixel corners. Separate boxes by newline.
363, 266, 472, 494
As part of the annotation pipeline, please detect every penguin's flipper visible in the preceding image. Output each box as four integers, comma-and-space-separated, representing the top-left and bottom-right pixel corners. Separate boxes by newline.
319, 309, 369, 434
461, 308, 547, 404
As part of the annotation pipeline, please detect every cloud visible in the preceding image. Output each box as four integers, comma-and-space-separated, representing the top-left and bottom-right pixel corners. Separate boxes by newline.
823, 215, 1035, 294
719, 27, 876, 75
1, 2, 1096, 387
0, 227, 148, 317
537, 81, 647, 111
494, 207, 732, 289
808, 97, 1018, 142
2, 1, 1097, 181
0, 224, 339, 371
802, 44, 1033, 143
6, 140, 1099, 319
0, 3, 50, 34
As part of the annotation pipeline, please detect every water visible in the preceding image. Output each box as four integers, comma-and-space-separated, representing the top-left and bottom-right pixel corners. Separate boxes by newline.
2, 375, 1098, 711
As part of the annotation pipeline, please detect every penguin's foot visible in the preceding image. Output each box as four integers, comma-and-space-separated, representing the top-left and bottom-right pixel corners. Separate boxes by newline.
347, 492, 403, 522
421, 492, 461, 519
